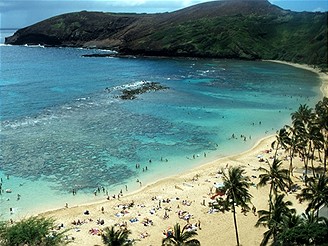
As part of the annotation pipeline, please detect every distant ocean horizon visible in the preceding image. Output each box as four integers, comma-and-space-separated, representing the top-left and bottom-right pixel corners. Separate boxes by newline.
0, 28, 322, 220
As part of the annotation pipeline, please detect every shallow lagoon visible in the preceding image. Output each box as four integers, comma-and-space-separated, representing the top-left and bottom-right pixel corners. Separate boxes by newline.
0, 43, 321, 219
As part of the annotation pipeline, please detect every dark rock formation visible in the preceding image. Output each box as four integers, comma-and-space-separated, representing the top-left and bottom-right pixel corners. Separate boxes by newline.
117, 82, 169, 100
5, 0, 327, 68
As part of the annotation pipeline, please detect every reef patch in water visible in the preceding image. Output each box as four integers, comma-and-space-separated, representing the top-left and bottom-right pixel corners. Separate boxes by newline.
105, 81, 169, 100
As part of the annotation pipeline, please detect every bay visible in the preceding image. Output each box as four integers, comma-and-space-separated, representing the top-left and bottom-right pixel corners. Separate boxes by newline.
0, 30, 321, 219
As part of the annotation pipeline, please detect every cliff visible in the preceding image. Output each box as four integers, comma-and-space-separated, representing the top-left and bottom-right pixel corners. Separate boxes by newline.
5, 0, 327, 68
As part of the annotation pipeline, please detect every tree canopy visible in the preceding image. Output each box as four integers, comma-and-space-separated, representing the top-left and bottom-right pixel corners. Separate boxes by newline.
0, 216, 70, 246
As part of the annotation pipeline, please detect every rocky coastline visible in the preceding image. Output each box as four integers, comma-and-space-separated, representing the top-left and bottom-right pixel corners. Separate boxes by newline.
5, 0, 327, 69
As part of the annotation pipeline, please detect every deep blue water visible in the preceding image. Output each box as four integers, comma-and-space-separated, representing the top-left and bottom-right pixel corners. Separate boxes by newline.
0, 29, 322, 218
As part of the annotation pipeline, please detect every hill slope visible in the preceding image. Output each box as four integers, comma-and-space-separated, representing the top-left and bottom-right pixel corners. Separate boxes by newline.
5, 0, 327, 68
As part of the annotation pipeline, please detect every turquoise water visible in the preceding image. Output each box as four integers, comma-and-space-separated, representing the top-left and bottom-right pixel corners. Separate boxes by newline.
0, 29, 322, 219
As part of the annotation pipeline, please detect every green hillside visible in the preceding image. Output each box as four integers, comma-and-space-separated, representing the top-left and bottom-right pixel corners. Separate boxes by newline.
5, 0, 327, 69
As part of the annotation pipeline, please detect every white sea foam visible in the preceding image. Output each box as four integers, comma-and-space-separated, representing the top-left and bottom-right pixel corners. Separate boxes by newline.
23, 44, 45, 48
110, 80, 149, 91
100, 49, 118, 53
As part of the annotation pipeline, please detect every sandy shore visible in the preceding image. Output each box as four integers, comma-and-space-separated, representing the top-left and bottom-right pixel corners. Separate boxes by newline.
40, 136, 307, 246
30, 62, 328, 245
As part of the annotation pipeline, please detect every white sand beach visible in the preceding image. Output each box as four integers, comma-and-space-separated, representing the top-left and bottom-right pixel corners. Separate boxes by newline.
16, 62, 328, 245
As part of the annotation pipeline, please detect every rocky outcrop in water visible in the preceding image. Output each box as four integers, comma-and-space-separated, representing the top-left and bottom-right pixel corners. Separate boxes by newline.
105, 81, 169, 100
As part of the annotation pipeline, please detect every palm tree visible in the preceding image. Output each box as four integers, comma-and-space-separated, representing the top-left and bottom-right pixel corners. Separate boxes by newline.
221, 166, 252, 246
271, 128, 290, 159
291, 104, 317, 182
162, 223, 200, 246
291, 104, 314, 127
255, 194, 295, 246
0, 216, 70, 246
284, 125, 300, 176
315, 97, 328, 173
275, 210, 328, 245
101, 226, 133, 246
297, 173, 328, 215
308, 122, 324, 177
257, 159, 290, 211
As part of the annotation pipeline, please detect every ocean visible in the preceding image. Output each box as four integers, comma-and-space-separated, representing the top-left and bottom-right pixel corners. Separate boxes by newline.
0, 29, 322, 219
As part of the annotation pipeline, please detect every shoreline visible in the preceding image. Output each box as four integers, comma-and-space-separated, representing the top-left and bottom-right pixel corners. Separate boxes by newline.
40, 134, 275, 215
39, 60, 327, 214
5, 60, 327, 245
40, 134, 279, 246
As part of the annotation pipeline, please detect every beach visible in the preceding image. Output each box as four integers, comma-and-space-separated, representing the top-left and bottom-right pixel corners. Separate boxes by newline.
39, 135, 310, 246
10, 62, 328, 245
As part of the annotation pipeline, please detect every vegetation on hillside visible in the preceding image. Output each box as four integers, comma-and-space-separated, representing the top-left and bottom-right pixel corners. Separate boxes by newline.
137, 13, 327, 69
5, 0, 327, 68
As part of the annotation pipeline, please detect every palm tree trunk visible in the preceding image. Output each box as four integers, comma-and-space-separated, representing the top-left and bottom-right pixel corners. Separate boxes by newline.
232, 202, 240, 246
308, 143, 316, 177
288, 150, 293, 175
311, 151, 316, 177
287, 148, 294, 190
300, 150, 308, 185
304, 161, 308, 185
322, 130, 327, 174
269, 183, 274, 213
324, 147, 327, 174
317, 148, 322, 163
274, 141, 280, 160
